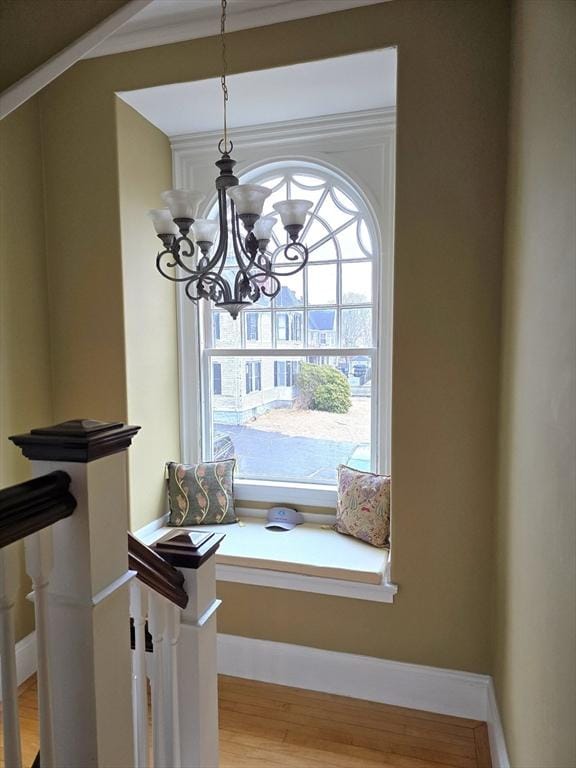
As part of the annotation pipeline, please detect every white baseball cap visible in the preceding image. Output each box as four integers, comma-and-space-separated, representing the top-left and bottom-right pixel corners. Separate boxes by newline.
265, 506, 304, 531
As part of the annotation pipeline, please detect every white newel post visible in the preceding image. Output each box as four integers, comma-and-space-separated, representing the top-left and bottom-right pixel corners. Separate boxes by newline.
10, 419, 140, 768
153, 532, 224, 768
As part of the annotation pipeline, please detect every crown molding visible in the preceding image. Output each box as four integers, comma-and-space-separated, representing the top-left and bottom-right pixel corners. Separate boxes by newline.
171, 107, 396, 155
85, 0, 389, 60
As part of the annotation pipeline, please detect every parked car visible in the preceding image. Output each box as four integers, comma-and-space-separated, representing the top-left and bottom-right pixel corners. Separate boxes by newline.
347, 444, 371, 473
352, 356, 371, 383
214, 433, 235, 461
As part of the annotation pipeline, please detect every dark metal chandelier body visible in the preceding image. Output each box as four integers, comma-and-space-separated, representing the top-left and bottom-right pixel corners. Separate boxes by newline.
149, 0, 311, 319
151, 147, 311, 319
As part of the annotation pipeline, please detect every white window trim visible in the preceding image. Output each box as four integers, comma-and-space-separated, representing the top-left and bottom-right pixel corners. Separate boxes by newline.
173, 108, 395, 507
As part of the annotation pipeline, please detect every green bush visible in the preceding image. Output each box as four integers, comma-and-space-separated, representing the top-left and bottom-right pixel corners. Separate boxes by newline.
296, 363, 351, 414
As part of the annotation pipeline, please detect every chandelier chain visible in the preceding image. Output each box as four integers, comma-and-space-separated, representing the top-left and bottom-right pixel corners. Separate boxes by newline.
151, 0, 311, 318
220, 0, 230, 152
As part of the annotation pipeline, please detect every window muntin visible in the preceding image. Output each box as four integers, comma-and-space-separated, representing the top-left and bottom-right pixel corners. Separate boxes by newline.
201, 163, 380, 486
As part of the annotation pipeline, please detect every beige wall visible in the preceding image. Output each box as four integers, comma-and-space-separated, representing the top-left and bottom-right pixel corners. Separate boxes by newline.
34, 0, 510, 673
116, 99, 180, 531
495, 1, 576, 765
0, 0, 130, 92
0, 97, 53, 641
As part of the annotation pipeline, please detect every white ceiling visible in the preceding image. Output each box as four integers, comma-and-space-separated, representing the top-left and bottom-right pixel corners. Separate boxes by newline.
88, 0, 390, 58
118, 48, 396, 137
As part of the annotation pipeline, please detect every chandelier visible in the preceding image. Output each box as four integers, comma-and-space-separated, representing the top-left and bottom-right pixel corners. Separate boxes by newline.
148, 0, 312, 319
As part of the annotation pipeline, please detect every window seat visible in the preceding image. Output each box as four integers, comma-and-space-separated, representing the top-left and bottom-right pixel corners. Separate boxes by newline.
143, 517, 397, 603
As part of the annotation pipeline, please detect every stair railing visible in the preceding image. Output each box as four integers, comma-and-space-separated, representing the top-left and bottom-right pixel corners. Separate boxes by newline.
2, 419, 224, 768
128, 530, 224, 768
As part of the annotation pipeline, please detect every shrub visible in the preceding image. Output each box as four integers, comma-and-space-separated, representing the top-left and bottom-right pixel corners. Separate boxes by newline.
296, 363, 351, 414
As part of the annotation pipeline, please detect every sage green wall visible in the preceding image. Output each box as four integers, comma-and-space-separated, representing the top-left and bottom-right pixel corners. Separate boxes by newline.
116, 99, 180, 532
0, 97, 53, 641
35, 0, 509, 673
495, 1, 576, 765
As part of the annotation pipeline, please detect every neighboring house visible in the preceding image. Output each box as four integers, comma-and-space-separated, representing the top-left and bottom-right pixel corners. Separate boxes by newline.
211, 305, 338, 424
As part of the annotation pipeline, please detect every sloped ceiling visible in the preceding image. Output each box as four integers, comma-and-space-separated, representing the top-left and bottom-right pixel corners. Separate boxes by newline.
87, 0, 388, 58
0, 0, 131, 92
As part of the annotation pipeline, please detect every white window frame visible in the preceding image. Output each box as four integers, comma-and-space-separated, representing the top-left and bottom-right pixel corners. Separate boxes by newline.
173, 108, 395, 508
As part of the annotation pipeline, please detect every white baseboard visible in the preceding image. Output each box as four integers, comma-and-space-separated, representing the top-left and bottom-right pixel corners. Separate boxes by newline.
218, 633, 510, 765
217, 633, 489, 720
0, 631, 37, 700
487, 679, 511, 768
2, 629, 510, 766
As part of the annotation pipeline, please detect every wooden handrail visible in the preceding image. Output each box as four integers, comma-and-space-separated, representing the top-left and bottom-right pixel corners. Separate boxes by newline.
0, 471, 76, 549
128, 532, 188, 609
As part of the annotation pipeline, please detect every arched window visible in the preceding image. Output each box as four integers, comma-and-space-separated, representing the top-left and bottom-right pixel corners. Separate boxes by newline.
199, 160, 383, 491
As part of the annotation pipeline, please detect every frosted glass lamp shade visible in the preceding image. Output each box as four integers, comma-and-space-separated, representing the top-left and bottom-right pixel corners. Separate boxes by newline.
192, 218, 219, 244
148, 208, 179, 235
253, 215, 277, 241
226, 184, 271, 215
160, 190, 204, 219
273, 199, 313, 227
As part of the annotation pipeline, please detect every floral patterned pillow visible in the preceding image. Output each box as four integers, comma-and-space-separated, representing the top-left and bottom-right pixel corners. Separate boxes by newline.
334, 465, 390, 548
166, 460, 238, 526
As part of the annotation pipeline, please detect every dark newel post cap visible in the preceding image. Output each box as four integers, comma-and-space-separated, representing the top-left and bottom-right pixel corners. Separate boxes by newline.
153, 530, 225, 570
9, 419, 141, 463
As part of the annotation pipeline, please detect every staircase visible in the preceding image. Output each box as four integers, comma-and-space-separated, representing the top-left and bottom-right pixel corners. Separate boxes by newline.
0, 420, 223, 768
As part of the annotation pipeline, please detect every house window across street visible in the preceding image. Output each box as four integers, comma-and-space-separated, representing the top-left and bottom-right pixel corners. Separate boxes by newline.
274, 360, 300, 387
245, 361, 262, 394
213, 362, 222, 395
246, 312, 259, 342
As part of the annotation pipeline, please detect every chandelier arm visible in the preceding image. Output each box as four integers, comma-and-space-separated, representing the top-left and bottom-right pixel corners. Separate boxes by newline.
200, 188, 230, 275
169, 235, 199, 276
265, 241, 310, 278
185, 270, 232, 305
156, 249, 197, 281
231, 203, 259, 274
260, 273, 282, 299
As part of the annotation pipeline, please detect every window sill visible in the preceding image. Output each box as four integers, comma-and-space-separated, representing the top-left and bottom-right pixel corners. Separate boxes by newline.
139, 514, 397, 604
233, 479, 337, 508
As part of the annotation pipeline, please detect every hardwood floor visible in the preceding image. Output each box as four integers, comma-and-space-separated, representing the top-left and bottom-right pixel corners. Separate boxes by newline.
1, 674, 491, 767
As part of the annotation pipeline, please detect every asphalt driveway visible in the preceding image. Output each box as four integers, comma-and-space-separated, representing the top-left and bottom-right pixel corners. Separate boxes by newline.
218, 424, 356, 484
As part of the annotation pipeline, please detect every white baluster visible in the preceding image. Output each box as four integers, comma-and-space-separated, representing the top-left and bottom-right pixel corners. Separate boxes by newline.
130, 580, 149, 768
177, 555, 221, 768
0, 543, 22, 768
25, 528, 55, 768
148, 591, 168, 768
163, 602, 181, 768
